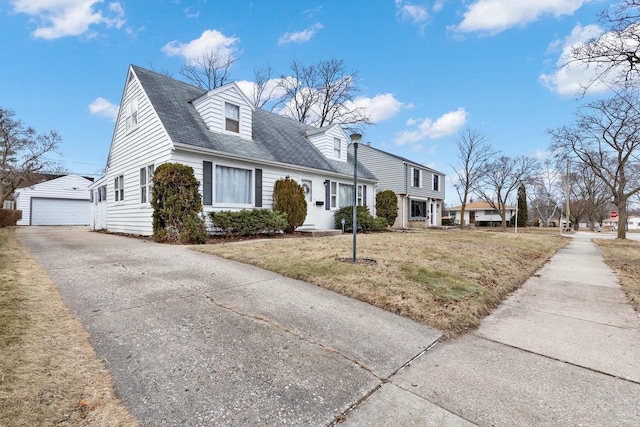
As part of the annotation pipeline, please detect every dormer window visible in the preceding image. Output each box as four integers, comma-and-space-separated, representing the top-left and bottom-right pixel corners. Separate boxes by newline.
225, 102, 240, 133
333, 137, 341, 158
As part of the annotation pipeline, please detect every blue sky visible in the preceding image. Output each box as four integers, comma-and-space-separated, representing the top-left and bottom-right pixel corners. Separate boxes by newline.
2, 0, 612, 205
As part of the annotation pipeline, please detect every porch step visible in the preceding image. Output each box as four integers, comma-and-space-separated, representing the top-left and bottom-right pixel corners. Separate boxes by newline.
298, 229, 343, 237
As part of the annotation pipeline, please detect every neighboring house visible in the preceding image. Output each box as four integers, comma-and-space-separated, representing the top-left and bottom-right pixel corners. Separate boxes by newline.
98, 65, 377, 235
14, 174, 93, 226
603, 215, 640, 231
349, 143, 445, 228
448, 201, 515, 227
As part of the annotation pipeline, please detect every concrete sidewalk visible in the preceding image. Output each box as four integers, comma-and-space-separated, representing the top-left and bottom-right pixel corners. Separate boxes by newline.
344, 232, 640, 426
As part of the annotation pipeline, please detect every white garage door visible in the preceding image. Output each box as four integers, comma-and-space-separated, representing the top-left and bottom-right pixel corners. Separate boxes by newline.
31, 198, 91, 226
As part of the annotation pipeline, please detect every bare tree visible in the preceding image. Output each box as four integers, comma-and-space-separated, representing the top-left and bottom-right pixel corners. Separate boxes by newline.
277, 58, 370, 128
568, 162, 610, 229
451, 128, 496, 228
571, 1, 640, 93
1, 107, 62, 204
250, 64, 283, 110
315, 59, 370, 128
530, 160, 563, 227
277, 59, 318, 123
473, 155, 539, 230
180, 51, 236, 90
549, 90, 640, 239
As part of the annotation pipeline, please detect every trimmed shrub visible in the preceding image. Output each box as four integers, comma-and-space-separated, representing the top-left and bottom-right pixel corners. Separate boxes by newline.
375, 190, 398, 227
273, 177, 307, 233
210, 209, 288, 236
151, 163, 207, 244
0, 209, 22, 227
334, 205, 386, 232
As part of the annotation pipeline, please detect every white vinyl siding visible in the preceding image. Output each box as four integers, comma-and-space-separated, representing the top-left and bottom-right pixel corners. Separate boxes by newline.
306, 125, 347, 161
192, 84, 253, 139
105, 68, 173, 236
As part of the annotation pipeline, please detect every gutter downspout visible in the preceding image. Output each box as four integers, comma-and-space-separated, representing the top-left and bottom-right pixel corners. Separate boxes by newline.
403, 162, 408, 229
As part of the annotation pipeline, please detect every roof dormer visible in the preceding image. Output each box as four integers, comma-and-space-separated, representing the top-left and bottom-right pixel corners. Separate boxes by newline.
305, 124, 348, 162
192, 82, 255, 140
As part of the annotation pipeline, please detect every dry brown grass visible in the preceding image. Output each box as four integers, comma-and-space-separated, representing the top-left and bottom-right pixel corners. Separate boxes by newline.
594, 238, 640, 312
0, 227, 138, 427
194, 229, 567, 338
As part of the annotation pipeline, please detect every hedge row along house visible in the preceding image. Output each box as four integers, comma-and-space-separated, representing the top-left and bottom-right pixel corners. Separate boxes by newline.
90, 65, 378, 235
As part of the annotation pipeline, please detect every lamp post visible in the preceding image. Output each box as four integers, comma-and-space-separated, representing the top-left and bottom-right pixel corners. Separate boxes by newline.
351, 133, 362, 263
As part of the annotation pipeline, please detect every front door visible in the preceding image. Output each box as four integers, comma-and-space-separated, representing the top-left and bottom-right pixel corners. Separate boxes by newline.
469, 211, 476, 225
301, 179, 314, 227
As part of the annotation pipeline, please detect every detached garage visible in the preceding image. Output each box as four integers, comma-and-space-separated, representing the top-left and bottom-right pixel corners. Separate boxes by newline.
14, 174, 92, 226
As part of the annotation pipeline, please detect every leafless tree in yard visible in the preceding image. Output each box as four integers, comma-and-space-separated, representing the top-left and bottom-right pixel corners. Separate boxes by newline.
180, 51, 236, 90
567, 162, 610, 229
549, 90, 640, 239
451, 128, 496, 229
529, 159, 563, 227
473, 155, 539, 230
277, 58, 370, 129
570, 1, 640, 94
0, 107, 62, 205
250, 64, 283, 110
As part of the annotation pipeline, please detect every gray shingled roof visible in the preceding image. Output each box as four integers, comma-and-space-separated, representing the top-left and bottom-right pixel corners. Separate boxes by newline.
131, 65, 376, 180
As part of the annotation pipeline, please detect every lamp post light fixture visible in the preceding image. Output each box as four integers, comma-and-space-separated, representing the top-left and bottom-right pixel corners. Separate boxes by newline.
351, 133, 362, 263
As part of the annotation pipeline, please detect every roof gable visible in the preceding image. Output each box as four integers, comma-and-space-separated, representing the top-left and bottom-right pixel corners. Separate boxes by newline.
129, 65, 376, 180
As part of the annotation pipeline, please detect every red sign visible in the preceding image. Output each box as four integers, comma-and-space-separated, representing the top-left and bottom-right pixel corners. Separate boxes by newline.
611, 211, 618, 218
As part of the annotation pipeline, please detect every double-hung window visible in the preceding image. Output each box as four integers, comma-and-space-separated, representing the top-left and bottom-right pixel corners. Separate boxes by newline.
215, 165, 251, 204
433, 174, 440, 191
114, 175, 124, 202
225, 103, 240, 133
412, 168, 422, 188
333, 137, 341, 158
140, 164, 154, 204
330, 182, 337, 208
125, 96, 139, 132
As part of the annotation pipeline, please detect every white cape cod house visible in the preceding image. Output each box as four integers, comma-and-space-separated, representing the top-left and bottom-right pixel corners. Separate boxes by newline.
95, 65, 377, 235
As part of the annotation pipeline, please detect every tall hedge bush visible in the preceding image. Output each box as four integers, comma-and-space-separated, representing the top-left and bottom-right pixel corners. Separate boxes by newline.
151, 163, 207, 244
375, 190, 398, 227
210, 209, 287, 236
0, 209, 22, 227
272, 177, 307, 233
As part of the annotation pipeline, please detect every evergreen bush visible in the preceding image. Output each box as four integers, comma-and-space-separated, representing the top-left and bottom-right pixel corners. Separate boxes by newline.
0, 209, 22, 227
375, 190, 398, 227
151, 163, 207, 244
210, 209, 288, 236
334, 205, 386, 232
272, 177, 307, 233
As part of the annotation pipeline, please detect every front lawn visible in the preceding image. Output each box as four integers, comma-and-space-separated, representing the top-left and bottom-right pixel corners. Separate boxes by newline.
194, 229, 568, 338
594, 238, 640, 312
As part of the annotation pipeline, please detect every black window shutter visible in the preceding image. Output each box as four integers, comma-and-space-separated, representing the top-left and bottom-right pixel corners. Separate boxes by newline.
255, 168, 262, 207
203, 161, 212, 205
363, 185, 367, 206
325, 180, 330, 210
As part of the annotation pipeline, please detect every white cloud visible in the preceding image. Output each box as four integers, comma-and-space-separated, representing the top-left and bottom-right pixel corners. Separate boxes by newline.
395, 0, 429, 23
89, 97, 118, 121
539, 24, 610, 95
395, 108, 467, 145
162, 29, 239, 62
432, 0, 447, 13
12, 0, 125, 39
236, 78, 287, 105
453, 0, 591, 34
346, 93, 404, 123
183, 6, 200, 19
278, 23, 323, 45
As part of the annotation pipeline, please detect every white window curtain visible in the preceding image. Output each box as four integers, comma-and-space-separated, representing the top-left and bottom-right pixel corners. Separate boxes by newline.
339, 184, 354, 207
216, 166, 251, 204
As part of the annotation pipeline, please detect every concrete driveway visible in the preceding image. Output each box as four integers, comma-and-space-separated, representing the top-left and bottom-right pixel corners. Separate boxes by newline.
16, 226, 442, 426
